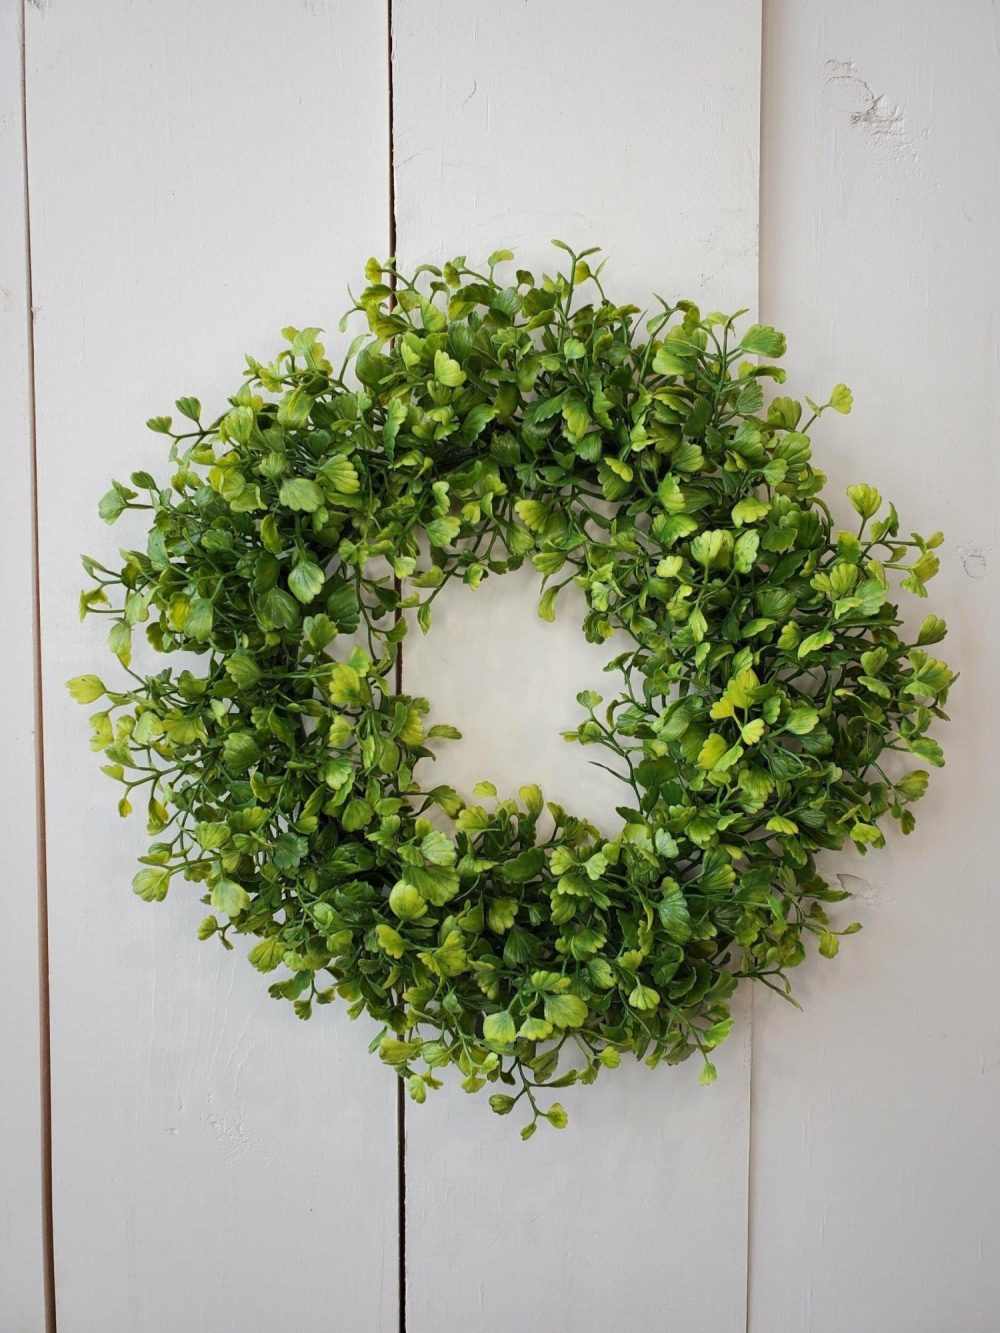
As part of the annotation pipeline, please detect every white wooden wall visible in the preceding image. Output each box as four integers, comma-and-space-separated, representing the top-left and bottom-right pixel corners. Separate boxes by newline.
3, 3, 996, 1330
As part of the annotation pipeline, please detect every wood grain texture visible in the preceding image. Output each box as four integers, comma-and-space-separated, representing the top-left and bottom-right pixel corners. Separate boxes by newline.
25, 4, 397, 1329
0, 2, 47, 1328
750, 4, 1000, 1329
392, 3, 762, 1328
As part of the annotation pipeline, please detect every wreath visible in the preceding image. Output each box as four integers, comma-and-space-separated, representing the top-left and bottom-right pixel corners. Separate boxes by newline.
69, 244, 954, 1137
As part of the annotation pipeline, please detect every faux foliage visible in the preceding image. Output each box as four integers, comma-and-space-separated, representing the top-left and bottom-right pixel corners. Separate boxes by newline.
70, 244, 954, 1136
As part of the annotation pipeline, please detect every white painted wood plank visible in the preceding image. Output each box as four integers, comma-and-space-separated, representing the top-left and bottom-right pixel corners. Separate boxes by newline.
0, 2, 47, 1328
750, 4, 1000, 1330
25, 4, 397, 1329
393, 3, 761, 1328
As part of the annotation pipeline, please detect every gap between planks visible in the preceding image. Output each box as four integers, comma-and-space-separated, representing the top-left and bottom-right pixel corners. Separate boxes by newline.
18, 0, 57, 1327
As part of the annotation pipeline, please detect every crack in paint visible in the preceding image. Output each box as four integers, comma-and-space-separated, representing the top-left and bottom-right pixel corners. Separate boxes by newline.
824, 59, 905, 142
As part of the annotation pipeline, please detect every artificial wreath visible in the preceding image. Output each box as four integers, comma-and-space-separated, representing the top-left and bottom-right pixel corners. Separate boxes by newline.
69, 244, 954, 1136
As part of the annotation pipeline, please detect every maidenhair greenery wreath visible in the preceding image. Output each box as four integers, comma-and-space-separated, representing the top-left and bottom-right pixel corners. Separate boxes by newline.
70, 243, 954, 1137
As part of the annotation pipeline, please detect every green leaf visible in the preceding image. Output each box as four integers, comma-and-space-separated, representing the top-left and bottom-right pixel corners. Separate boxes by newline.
288, 560, 326, 604
257, 586, 300, 631
67, 674, 105, 704
628, 983, 660, 1011
537, 586, 558, 622
225, 652, 261, 689
211, 876, 250, 918
847, 484, 882, 520
829, 383, 853, 414
194, 821, 230, 850
785, 706, 819, 735
797, 630, 834, 658
375, 924, 406, 958
740, 324, 786, 357
653, 344, 694, 376
132, 868, 170, 902
656, 474, 686, 514
223, 732, 261, 772
515, 499, 550, 532
907, 736, 945, 767
277, 386, 314, 428
562, 398, 590, 439
917, 614, 947, 645
175, 396, 201, 422
656, 881, 692, 941
279, 477, 325, 512
97, 488, 129, 523
328, 663, 367, 705
543, 993, 588, 1029
697, 733, 728, 769
389, 883, 427, 921
420, 829, 456, 866
518, 1016, 553, 1041
741, 718, 765, 744
731, 496, 770, 527
425, 515, 461, 548
248, 937, 285, 972
733, 530, 760, 573
483, 1010, 517, 1045
321, 456, 361, 495
403, 863, 459, 905
185, 597, 214, 642
500, 847, 545, 882
434, 349, 465, 387
765, 815, 798, 836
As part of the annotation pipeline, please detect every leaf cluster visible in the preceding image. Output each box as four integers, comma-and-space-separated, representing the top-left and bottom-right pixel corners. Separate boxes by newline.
69, 243, 954, 1135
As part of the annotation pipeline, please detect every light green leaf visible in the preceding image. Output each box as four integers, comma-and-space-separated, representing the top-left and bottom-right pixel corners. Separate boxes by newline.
322, 457, 361, 494
543, 993, 588, 1029
655, 880, 692, 940
785, 706, 819, 735
248, 937, 285, 972
375, 924, 406, 958
132, 868, 170, 902
483, 1010, 517, 1045
847, 484, 882, 520
628, 983, 660, 1011
697, 733, 728, 769
797, 630, 834, 658
434, 349, 465, 387
740, 324, 787, 357
731, 496, 770, 527
288, 560, 326, 604
733, 530, 760, 573
211, 876, 250, 917
223, 731, 260, 771
389, 882, 427, 921
279, 477, 324, 512
67, 674, 105, 704
425, 515, 461, 548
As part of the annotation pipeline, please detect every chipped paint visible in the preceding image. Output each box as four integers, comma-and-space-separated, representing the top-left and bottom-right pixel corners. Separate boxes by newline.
824, 58, 904, 139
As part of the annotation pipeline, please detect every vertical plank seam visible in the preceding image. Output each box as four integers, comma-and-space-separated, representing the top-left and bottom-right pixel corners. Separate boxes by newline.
745, 6, 768, 1331
387, 5, 406, 1333
19, 1, 57, 1328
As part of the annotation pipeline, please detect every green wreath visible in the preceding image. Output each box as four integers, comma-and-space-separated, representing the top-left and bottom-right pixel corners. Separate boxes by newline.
69, 243, 954, 1136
